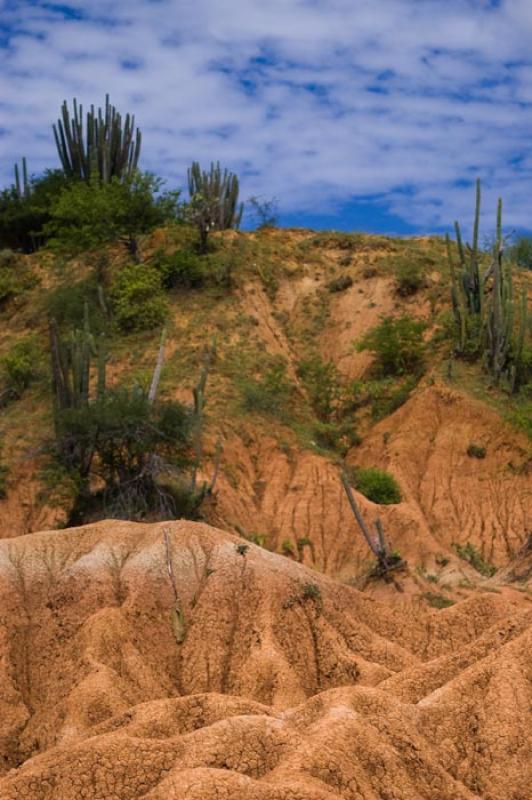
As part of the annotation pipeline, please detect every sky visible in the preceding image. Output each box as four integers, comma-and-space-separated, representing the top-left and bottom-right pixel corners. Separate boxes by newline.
1, 0, 532, 234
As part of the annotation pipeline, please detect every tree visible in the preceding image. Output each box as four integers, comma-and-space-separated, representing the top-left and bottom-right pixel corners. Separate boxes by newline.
45, 171, 179, 257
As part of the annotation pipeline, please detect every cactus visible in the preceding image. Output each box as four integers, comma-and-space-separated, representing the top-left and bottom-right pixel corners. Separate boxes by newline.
13, 158, 30, 199
447, 182, 529, 390
187, 161, 243, 252
53, 95, 142, 183
190, 339, 217, 493
49, 304, 98, 411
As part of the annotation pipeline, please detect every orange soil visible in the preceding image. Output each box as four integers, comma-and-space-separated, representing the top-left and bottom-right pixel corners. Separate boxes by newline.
0, 520, 530, 799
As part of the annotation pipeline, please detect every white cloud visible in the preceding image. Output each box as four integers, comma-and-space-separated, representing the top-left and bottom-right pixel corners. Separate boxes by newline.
1, 0, 532, 231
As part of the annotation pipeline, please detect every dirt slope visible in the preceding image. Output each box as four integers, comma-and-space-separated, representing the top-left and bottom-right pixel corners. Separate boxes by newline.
211, 383, 531, 585
0, 229, 530, 598
0, 520, 530, 799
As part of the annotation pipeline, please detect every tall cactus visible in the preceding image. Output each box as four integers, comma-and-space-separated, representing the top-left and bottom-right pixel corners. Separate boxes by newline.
13, 158, 30, 199
49, 304, 98, 411
187, 161, 243, 252
53, 95, 142, 183
447, 181, 529, 390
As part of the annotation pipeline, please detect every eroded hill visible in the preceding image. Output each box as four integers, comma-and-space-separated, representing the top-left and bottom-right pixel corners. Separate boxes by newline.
0, 520, 530, 800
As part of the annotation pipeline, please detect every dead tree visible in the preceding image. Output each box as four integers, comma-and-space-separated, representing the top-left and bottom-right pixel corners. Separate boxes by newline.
340, 470, 405, 578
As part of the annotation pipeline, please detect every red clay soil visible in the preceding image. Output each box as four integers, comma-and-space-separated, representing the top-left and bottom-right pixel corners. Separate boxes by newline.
212, 384, 531, 582
0, 520, 530, 799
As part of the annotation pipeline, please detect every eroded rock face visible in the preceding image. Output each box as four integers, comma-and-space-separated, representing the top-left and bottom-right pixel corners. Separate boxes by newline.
0, 521, 530, 799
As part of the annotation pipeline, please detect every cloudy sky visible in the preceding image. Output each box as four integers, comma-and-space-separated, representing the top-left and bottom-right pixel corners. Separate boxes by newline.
1, 0, 532, 233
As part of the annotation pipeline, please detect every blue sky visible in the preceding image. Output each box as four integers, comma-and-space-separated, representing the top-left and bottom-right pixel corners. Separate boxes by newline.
1, 0, 532, 234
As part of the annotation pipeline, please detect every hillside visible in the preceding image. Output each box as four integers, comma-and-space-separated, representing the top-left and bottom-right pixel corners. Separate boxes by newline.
0, 226, 531, 798
0, 227, 530, 600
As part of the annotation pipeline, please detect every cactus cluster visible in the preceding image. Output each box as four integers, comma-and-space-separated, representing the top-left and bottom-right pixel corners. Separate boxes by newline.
53, 95, 142, 183
446, 180, 529, 391
49, 305, 107, 411
187, 161, 243, 252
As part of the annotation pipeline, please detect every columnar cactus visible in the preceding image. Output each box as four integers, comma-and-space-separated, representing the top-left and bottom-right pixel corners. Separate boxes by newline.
53, 95, 142, 182
187, 161, 244, 252
13, 158, 30, 199
49, 304, 97, 411
447, 181, 529, 391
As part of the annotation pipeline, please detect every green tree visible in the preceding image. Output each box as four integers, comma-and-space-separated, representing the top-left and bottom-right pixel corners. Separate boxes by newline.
45, 172, 179, 257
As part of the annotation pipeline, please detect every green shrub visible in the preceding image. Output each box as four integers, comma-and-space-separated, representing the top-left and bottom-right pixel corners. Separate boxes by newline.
0, 338, 40, 396
356, 315, 426, 377
54, 387, 194, 520
297, 355, 342, 421
352, 375, 419, 420
0, 170, 70, 252
44, 279, 107, 333
328, 275, 353, 293
0, 270, 17, 304
393, 256, 426, 296
509, 403, 532, 439
0, 249, 15, 268
311, 420, 361, 455
352, 466, 402, 504
510, 236, 532, 270
240, 359, 293, 415
302, 582, 321, 601
423, 592, 455, 609
453, 542, 497, 577
111, 263, 168, 331
467, 443, 486, 459
154, 249, 205, 289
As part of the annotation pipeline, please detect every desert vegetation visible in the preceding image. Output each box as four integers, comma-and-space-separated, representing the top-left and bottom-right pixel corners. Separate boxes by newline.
0, 93, 530, 568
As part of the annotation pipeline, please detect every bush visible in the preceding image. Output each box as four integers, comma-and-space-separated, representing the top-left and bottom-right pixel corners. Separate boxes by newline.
240, 359, 293, 415
354, 375, 419, 420
509, 403, 532, 439
0, 338, 40, 397
44, 279, 107, 334
297, 355, 342, 421
0, 270, 18, 305
111, 263, 168, 331
352, 466, 402, 504
154, 249, 205, 289
0, 249, 15, 268
328, 275, 353, 293
356, 315, 426, 377
54, 387, 195, 520
0, 170, 70, 251
423, 592, 455, 609
510, 236, 532, 270
311, 420, 360, 455
467, 443, 486, 459
393, 256, 426, 296
453, 542, 497, 577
